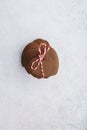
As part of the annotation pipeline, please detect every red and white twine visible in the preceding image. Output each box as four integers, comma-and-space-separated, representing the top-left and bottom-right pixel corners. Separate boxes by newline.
31, 43, 50, 77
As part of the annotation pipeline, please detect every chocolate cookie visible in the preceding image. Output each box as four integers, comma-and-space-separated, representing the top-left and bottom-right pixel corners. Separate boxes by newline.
21, 39, 59, 78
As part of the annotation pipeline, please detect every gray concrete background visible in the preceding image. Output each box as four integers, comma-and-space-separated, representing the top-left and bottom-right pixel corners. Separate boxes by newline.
0, 0, 87, 130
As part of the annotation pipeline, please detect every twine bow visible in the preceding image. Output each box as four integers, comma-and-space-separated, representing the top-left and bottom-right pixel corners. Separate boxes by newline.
31, 43, 50, 77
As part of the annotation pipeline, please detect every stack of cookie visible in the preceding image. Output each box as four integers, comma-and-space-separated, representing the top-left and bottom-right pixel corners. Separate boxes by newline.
22, 39, 59, 78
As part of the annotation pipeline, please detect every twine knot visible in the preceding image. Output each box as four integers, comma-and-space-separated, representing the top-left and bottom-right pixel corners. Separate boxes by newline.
31, 43, 50, 77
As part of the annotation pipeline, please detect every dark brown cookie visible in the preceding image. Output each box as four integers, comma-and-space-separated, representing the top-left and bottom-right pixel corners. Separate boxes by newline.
21, 39, 59, 78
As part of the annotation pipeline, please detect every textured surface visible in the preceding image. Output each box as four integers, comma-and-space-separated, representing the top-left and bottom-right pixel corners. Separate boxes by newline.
0, 0, 87, 130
